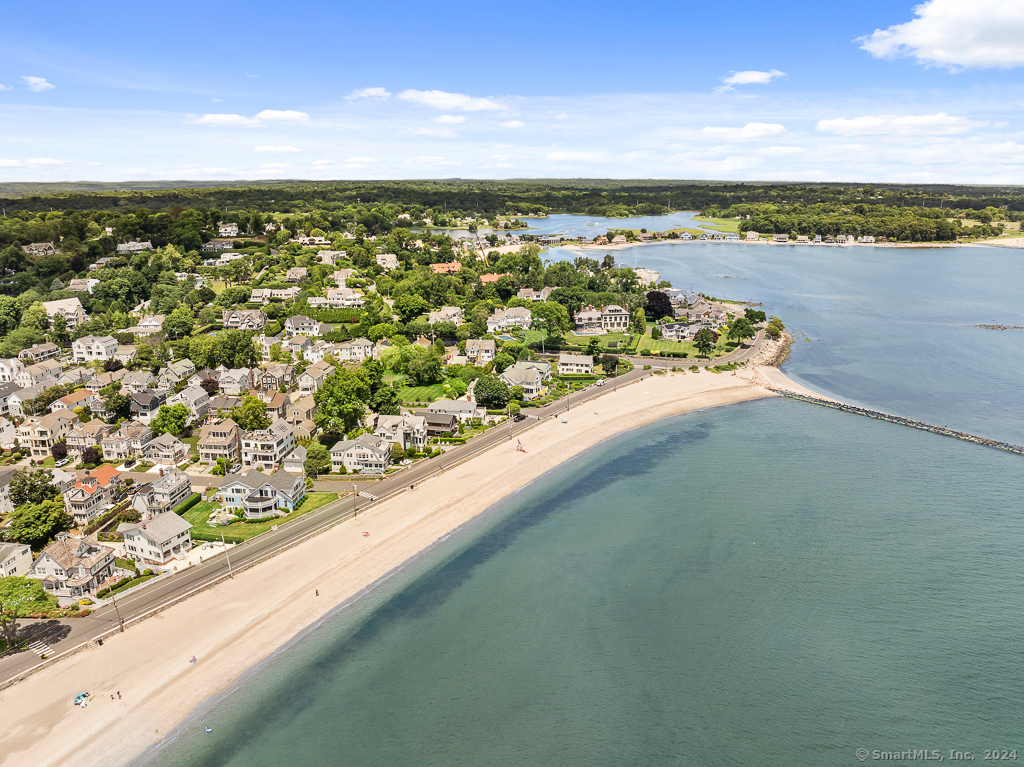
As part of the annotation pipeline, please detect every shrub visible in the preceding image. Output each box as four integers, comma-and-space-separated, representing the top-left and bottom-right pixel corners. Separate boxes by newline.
173, 493, 202, 515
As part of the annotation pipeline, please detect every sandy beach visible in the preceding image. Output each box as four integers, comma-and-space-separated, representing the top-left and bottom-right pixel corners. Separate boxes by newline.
0, 368, 795, 767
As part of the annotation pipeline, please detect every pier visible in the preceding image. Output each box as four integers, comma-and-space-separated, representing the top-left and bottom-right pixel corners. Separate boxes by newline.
768, 389, 1024, 456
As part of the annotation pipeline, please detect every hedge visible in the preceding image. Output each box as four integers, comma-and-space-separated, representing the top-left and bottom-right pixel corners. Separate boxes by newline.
191, 530, 245, 544
173, 493, 202, 516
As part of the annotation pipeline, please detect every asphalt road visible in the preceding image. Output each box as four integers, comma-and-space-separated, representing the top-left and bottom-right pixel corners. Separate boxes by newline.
1, 332, 768, 687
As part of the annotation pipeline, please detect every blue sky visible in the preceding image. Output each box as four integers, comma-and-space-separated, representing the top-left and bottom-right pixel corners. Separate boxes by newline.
2, 0, 1024, 182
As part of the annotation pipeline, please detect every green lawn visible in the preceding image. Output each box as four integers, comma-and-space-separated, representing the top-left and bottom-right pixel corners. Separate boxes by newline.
399, 383, 445, 403
692, 216, 741, 234
183, 491, 338, 541
636, 335, 738, 358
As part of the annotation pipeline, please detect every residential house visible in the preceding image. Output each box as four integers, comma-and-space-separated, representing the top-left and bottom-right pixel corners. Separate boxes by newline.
287, 395, 317, 425
131, 391, 166, 425
479, 273, 501, 285
258, 363, 295, 392
85, 368, 126, 392
207, 395, 241, 414
336, 338, 373, 363
311, 287, 363, 308
22, 242, 58, 256
218, 222, 239, 237
66, 419, 111, 458
64, 465, 123, 526
57, 366, 94, 387
30, 534, 116, 601
319, 250, 346, 266
426, 399, 479, 423
198, 418, 241, 465
428, 306, 464, 325
118, 513, 193, 567
431, 262, 461, 274
101, 420, 153, 460
575, 306, 603, 332
258, 390, 289, 421
7, 385, 44, 418
18, 410, 77, 459
375, 253, 399, 271
0, 358, 25, 383
283, 315, 328, 337
289, 235, 331, 247
303, 340, 336, 364
0, 381, 19, 416
222, 308, 267, 331
162, 359, 196, 387
18, 343, 61, 363
50, 388, 98, 415
724, 233, 741, 242
465, 339, 496, 366
42, 297, 86, 328
292, 420, 318, 440
285, 266, 308, 282
250, 287, 301, 303
297, 362, 334, 397
516, 287, 553, 302
374, 414, 428, 451
114, 345, 137, 366
422, 412, 458, 437
0, 417, 15, 450
611, 235, 628, 245
634, 268, 661, 285
167, 385, 210, 424
0, 542, 32, 577
121, 370, 155, 394
219, 469, 306, 519
115, 240, 153, 254
329, 436, 391, 474
513, 360, 552, 382
486, 306, 532, 333
15, 359, 61, 389
126, 314, 166, 336
282, 445, 306, 474
601, 305, 629, 331
67, 278, 100, 294
219, 368, 254, 396
773, 234, 789, 243
143, 432, 191, 465
241, 418, 296, 471
499, 366, 543, 400
558, 353, 594, 375
746, 231, 760, 241
131, 468, 192, 518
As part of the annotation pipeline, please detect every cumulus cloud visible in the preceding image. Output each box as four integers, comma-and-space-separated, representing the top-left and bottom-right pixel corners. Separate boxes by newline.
345, 87, 391, 100
858, 0, 1024, 69
433, 115, 465, 124
253, 145, 303, 153
699, 122, 789, 141
22, 76, 55, 92
0, 84, 12, 91
411, 127, 458, 137
816, 113, 985, 136
715, 69, 785, 93
253, 109, 309, 122
188, 110, 309, 127
397, 89, 505, 111
500, 120, 525, 128
0, 159, 22, 167
25, 157, 65, 167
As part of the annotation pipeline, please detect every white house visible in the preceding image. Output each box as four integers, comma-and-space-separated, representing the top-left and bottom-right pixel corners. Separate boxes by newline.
218, 222, 239, 238
218, 469, 306, 518
30, 534, 115, 602
374, 414, 428, 451
241, 418, 296, 471
486, 306, 532, 333
131, 468, 193, 517
426, 399, 479, 423
42, 297, 86, 328
0, 358, 25, 383
118, 513, 193, 567
499, 366, 543, 400
0, 542, 33, 577
72, 335, 119, 363
330, 436, 392, 474
558, 353, 594, 375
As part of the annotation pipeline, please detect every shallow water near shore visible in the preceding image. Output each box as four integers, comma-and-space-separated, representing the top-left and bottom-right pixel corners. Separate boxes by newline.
139, 240, 1024, 766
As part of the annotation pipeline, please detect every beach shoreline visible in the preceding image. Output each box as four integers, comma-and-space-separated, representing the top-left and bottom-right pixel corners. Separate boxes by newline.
0, 366, 814, 767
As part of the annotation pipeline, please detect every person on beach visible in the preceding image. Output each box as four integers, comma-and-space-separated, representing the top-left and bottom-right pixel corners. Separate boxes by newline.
117, 691, 121, 699
190, 656, 196, 664
315, 589, 319, 596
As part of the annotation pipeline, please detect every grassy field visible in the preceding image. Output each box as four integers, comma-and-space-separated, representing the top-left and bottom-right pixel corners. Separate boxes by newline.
183, 491, 337, 541
635, 335, 738, 358
399, 383, 445, 403
691, 216, 741, 234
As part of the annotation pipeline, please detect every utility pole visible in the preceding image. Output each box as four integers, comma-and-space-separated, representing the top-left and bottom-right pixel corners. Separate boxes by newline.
110, 588, 125, 633
353, 483, 358, 516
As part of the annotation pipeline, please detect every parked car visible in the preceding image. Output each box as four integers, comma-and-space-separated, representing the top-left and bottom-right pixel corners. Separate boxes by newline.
55, 457, 71, 467
228, 463, 241, 474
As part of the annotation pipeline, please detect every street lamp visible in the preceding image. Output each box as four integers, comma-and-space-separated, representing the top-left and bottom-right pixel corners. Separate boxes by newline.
220, 531, 234, 579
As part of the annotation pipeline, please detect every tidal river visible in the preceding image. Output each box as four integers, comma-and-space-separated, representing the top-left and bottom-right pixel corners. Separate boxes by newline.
138, 242, 1024, 767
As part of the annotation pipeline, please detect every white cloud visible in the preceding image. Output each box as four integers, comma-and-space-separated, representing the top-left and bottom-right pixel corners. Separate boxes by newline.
816, 113, 985, 136
22, 76, 55, 92
26, 158, 65, 167
397, 89, 505, 111
261, 163, 292, 169
312, 159, 333, 166
715, 69, 785, 93
0, 84, 12, 91
754, 146, 806, 157
405, 156, 460, 165
346, 157, 377, 163
0, 159, 22, 167
411, 127, 458, 137
858, 0, 1024, 69
433, 115, 465, 124
188, 110, 309, 127
345, 87, 392, 101
211, 98, 222, 103
699, 122, 789, 141
500, 120, 525, 128
246, 73, 259, 79
253, 145, 303, 153
253, 109, 309, 122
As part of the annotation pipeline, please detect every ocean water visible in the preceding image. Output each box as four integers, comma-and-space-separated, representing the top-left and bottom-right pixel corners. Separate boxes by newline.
139, 241, 1024, 766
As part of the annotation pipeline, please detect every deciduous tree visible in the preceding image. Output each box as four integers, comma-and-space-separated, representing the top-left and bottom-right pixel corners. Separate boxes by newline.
7, 500, 71, 550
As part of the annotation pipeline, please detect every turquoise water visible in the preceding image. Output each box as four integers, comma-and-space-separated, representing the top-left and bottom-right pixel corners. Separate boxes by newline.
138, 241, 1024, 766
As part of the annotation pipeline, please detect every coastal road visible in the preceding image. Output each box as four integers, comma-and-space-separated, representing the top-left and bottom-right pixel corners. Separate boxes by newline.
0, 362, 659, 688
